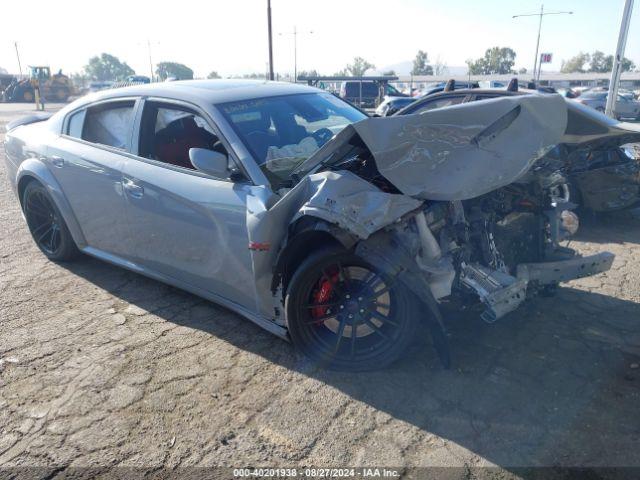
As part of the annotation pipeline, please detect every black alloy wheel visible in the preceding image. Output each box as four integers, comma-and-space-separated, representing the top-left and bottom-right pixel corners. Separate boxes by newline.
286, 249, 419, 371
23, 181, 78, 261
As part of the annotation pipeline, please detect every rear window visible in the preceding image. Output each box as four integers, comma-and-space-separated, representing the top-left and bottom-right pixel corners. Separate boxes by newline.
344, 82, 378, 97
79, 101, 136, 149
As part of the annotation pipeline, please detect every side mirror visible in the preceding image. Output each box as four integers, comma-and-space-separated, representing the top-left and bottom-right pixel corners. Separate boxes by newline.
189, 148, 229, 178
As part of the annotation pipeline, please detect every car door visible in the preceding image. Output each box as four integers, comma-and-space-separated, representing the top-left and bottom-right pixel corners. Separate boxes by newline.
47, 98, 137, 257
120, 99, 257, 309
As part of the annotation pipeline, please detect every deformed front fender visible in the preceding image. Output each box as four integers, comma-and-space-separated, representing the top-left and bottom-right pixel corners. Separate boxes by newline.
16, 158, 87, 248
248, 169, 423, 321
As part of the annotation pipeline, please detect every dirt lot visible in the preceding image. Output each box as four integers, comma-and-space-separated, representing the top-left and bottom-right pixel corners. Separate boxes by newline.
1, 103, 640, 477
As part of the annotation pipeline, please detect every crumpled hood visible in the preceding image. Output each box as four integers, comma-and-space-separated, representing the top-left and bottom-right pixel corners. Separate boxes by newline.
297, 94, 568, 201
562, 101, 640, 151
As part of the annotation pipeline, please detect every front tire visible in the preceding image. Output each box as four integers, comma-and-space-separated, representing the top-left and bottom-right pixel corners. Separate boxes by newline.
22, 181, 79, 261
285, 248, 420, 371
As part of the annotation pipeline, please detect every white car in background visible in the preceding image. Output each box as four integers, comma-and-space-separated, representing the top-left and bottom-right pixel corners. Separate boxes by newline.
576, 90, 640, 120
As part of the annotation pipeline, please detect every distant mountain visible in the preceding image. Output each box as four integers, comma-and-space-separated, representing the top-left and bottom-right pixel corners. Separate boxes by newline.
372, 61, 467, 76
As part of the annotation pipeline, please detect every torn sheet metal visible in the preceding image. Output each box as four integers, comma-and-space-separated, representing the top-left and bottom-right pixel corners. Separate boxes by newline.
354, 94, 568, 200
245, 170, 423, 320
293, 171, 423, 238
296, 94, 568, 201
562, 101, 640, 149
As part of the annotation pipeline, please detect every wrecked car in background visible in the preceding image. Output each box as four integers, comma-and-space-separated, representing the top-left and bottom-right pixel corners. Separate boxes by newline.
399, 87, 640, 213
4, 80, 631, 371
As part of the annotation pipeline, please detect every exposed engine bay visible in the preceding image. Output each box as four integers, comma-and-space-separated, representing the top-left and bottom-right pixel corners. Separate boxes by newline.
260, 94, 628, 340
280, 95, 622, 330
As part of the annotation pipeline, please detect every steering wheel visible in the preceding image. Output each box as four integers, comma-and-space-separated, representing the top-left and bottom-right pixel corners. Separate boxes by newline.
312, 128, 334, 146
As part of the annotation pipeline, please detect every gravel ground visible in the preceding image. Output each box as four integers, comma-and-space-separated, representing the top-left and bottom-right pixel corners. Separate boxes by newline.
1, 103, 640, 477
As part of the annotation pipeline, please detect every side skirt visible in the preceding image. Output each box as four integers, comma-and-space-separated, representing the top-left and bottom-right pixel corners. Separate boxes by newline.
81, 246, 290, 341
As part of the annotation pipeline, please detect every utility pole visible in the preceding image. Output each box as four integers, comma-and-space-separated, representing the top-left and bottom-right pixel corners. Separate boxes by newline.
533, 5, 543, 81
14, 42, 22, 78
606, 0, 634, 117
147, 39, 154, 82
279, 26, 313, 83
513, 5, 573, 82
267, 0, 274, 80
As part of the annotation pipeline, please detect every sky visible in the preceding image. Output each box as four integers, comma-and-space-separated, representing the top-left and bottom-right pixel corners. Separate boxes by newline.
1, 0, 639, 78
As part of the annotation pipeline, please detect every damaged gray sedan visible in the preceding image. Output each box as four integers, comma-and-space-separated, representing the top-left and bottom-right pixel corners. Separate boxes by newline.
4, 80, 634, 370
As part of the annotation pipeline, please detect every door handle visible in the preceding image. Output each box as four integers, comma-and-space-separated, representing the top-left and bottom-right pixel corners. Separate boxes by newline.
123, 178, 144, 198
51, 156, 65, 168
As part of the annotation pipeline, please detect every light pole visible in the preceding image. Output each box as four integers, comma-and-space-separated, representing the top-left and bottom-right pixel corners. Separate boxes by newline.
606, 0, 634, 117
513, 5, 573, 82
138, 40, 160, 82
267, 0, 274, 80
279, 26, 313, 83
14, 41, 23, 78
147, 40, 154, 82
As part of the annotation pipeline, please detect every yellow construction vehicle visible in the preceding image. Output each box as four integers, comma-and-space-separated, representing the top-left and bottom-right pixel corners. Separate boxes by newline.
3, 66, 74, 103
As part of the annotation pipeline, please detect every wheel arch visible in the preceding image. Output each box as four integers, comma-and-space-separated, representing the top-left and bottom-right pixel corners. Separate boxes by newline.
272, 216, 358, 296
16, 159, 87, 248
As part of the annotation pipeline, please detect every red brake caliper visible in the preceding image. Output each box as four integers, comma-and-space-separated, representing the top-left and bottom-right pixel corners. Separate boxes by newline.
311, 269, 339, 320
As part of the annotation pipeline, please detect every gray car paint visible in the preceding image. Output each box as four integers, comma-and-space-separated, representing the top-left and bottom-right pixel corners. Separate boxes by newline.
2, 80, 620, 337
47, 133, 133, 258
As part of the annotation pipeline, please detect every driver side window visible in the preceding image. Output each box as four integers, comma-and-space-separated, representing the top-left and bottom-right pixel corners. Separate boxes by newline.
138, 102, 229, 171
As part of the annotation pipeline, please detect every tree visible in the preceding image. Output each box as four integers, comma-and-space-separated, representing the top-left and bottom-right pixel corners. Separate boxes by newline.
345, 57, 375, 77
207, 71, 221, 79
70, 72, 89, 89
562, 51, 636, 73
84, 53, 134, 81
297, 69, 320, 79
589, 51, 635, 73
156, 62, 194, 81
466, 47, 516, 75
243, 72, 266, 79
411, 50, 433, 76
589, 51, 608, 73
518, 67, 528, 74
560, 52, 590, 73
433, 56, 448, 76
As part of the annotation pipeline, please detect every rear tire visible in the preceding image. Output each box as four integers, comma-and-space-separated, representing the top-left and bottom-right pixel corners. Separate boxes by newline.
285, 247, 420, 371
22, 181, 79, 261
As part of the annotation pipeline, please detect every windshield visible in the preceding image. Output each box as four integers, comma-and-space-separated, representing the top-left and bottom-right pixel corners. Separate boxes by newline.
218, 93, 366, 186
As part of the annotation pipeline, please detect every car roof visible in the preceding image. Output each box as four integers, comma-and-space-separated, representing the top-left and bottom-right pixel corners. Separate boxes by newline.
75, 80, 323, 107
425, 88, 527, 97
395, 88, 529, 115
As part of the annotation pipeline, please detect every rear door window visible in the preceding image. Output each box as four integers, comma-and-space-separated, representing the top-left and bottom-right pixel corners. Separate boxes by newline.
81, 101, 136, 150
66, 109, 86, 138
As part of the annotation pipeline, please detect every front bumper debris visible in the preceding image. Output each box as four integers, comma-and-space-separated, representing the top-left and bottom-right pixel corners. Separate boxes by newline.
516, 252, 615, 285
461, 252, 614, 323
460, 263, 528, 324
